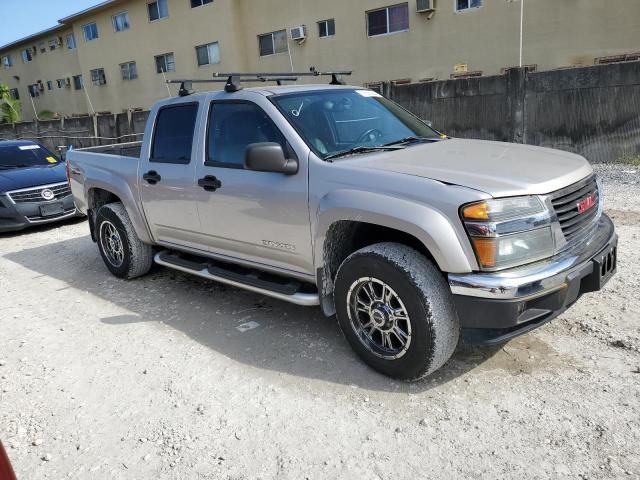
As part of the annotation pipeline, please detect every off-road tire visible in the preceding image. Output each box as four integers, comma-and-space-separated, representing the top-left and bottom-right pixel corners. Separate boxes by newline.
95, 202, 153, 279
334, 243, 460, 380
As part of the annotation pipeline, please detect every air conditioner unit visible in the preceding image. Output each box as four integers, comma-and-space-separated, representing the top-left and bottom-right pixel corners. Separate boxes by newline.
65, 77, 71, 87
290, 25, 307, 41
417, 0, 435, 13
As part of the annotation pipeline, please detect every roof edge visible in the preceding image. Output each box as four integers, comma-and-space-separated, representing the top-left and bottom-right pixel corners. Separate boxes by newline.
58, 0, 124, 24
0, 24, 67, 52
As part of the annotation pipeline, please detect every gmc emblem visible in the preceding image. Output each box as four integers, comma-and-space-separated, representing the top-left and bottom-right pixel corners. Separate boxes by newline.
577, 192, 597, 214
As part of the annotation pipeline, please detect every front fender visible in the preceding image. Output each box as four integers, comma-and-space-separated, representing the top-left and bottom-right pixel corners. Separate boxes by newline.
314, 189, 478, 274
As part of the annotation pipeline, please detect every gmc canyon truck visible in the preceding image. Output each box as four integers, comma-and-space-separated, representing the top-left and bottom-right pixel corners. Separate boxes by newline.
67, 82, 617, 380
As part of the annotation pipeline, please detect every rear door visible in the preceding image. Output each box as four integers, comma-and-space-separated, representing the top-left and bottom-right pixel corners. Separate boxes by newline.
138, 102, 204, 250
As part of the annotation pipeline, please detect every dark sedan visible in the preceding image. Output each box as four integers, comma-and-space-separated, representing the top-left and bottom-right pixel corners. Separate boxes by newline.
0, 140, 77, 233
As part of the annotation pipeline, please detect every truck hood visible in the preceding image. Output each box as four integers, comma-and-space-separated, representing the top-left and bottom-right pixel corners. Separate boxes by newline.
353, 139, 593, 197
0, 163, 67, 193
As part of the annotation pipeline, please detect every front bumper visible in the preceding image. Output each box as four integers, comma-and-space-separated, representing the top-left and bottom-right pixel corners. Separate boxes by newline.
449, 214, 617, 345
0, 193, 77, 233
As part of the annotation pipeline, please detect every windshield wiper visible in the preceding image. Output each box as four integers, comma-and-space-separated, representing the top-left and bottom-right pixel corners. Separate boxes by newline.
381, 136, 438, 147
324, 145, 405, 161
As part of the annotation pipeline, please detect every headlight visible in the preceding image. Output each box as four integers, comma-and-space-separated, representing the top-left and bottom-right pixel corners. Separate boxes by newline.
461, 197, 555, 271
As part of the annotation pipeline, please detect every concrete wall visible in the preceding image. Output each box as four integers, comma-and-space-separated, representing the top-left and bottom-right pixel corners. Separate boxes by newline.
0, 113, 144, 151
388, 62, 640, 163
2, 0, 640, 121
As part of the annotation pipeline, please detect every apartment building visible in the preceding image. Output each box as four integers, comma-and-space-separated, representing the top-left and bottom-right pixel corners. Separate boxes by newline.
1, 0, 639, 121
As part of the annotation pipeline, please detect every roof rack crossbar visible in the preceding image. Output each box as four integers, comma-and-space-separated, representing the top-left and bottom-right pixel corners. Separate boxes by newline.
167, 69, 353, 95
213, 69, 352, 89
167, 76, 300, 96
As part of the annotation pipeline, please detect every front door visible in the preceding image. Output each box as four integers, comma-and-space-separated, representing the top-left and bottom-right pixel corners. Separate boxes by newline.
139, 102, 204, 250
194, 99, 312, 276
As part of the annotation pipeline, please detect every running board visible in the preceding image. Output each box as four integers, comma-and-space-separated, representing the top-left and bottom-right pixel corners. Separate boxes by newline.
154, 251, 320, 307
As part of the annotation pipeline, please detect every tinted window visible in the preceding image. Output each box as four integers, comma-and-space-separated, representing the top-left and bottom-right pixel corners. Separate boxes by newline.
0, 143, 59, 169
207, 102, 288, 168
151, 104, 198, 164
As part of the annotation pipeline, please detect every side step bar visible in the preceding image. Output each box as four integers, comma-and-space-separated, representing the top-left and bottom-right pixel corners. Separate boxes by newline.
154, 251, 320, 307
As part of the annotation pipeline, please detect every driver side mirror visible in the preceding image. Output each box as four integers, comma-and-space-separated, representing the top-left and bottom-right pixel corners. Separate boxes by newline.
245, 143, 298, 175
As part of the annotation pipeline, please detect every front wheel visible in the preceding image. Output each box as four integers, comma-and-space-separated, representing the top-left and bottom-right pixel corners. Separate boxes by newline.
95, 202, 153, 279
334, 243, 460, 380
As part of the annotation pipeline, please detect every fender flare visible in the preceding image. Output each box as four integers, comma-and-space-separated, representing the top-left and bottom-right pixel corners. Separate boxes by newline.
84, 174, 153, 245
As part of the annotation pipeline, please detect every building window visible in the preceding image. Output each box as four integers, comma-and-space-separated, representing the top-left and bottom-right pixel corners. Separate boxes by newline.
148, 0, 169, 21
83, 22, 99, 41
9, 88, 19, 100
190, 0, 213, 8
113, 12, 130, 32
46, 80, 53, 90
1, 55, 11, 68
456, 0, 482, 10
21, 49, 32, 63
67, 33, 77, 49
28, 84, 40, 98
258, 30, 288, 57
120, 61, 138, 80
196, 42, 220, 66
367, 3, 409, 36
56, 79, 65, 88
39, 42, 47, 54
73, 75, 84, 90
155, 52, 175, 73
318, 19, 336, 38
48, 39, 57, 51
90, 68, 107, 86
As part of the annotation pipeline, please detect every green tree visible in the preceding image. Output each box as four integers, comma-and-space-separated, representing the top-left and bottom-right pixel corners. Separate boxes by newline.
0, 83, 21, 124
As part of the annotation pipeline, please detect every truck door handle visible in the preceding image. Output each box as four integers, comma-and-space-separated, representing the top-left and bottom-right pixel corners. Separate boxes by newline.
143, 170, 162, 185
198, 175, 222, 192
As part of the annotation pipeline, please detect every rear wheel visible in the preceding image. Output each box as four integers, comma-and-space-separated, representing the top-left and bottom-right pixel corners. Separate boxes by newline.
95, 202, 153, 279
334, 243, 460, 380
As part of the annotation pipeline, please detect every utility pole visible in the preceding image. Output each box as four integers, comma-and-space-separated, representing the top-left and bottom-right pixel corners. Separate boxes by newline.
519, 0, 525, 67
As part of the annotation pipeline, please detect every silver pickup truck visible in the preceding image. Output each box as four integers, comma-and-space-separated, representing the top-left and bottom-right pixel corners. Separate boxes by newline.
67, 82, 617, 380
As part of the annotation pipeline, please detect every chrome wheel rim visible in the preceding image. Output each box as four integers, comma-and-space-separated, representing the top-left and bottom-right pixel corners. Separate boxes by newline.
346, 277, 412, 360
100, 220, 125, 268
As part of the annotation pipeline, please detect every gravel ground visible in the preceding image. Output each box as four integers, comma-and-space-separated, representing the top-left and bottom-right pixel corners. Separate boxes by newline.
1, 164, 639, 479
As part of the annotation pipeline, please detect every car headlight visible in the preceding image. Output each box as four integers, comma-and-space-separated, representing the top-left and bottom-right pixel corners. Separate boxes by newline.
461, 196, 555, 271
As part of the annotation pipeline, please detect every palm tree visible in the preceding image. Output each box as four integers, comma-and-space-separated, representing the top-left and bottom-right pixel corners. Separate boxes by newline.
0, 83, 21, 124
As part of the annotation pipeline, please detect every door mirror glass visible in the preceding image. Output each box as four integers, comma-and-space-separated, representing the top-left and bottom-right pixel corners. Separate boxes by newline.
245, 142, 298, 174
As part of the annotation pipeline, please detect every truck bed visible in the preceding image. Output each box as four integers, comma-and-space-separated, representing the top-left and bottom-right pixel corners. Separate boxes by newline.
72, 141, 142, 158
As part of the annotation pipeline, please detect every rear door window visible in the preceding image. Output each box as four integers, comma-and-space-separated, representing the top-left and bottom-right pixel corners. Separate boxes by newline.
150, 104, 199, 164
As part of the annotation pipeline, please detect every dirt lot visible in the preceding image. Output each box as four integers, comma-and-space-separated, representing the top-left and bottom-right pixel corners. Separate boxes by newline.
1, 164, 639, 479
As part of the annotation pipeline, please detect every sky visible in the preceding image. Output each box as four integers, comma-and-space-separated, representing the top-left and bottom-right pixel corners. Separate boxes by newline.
0, 0, 102, 46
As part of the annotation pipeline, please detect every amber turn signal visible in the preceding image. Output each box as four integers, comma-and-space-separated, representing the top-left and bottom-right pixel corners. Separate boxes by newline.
462, 201, 489, 221
470, 237, 496, 268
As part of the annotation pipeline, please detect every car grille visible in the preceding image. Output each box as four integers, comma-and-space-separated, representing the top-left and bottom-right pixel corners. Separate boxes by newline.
26, 208, 76, 222
7, 182, 71, 204
551, 175, 600, 244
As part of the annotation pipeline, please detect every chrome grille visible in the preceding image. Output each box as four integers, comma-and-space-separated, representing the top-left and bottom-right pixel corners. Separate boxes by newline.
551, 176, 600, 244
7, 182, 71, 204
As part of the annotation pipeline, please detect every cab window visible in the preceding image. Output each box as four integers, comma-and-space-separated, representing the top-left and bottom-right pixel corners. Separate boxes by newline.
150, 104, 198, 164
206, 102, 289, 168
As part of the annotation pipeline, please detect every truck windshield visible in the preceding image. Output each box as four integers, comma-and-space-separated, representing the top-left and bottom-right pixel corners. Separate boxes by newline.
0, 143, 59, 170
271, 89, 441, 160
